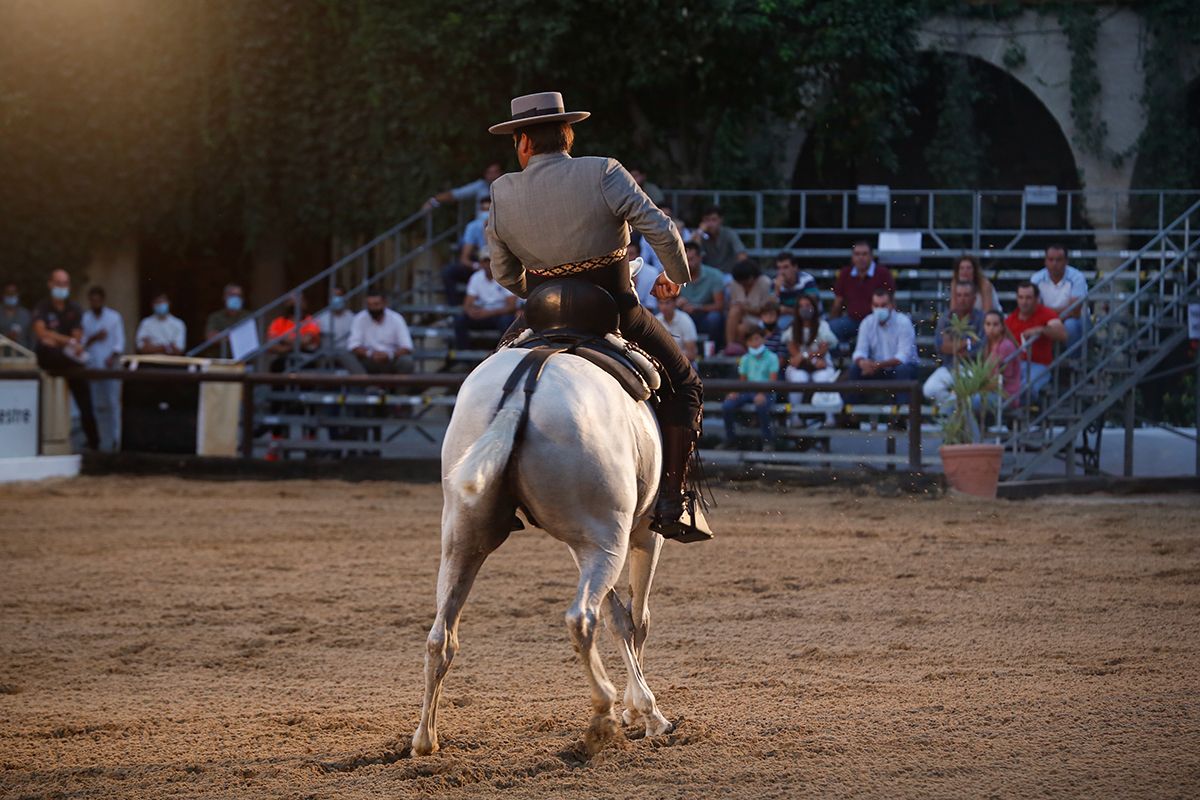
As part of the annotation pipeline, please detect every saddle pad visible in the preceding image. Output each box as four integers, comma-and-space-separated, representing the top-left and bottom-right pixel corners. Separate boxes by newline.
507, 329, 656, 403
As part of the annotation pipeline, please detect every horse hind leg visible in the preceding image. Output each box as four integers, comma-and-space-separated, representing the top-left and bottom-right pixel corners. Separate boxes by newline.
604, 588, 673, 736
412, 508, 508, 756
565, 541, 627, 753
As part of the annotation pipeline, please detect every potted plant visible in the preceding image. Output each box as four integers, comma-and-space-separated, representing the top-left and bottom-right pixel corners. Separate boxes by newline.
937, 316, 1005, 498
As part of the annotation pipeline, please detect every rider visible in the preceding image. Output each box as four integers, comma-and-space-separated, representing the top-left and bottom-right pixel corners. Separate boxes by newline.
485, 91, 709, 542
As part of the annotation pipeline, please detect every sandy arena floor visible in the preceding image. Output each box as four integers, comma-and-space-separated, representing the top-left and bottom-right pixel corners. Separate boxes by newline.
0, 476, 1198, 798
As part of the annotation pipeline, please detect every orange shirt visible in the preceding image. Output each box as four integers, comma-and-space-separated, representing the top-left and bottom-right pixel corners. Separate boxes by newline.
267, 315, 320, 345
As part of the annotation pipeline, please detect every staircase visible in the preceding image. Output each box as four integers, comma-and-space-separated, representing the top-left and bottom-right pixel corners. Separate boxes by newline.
187, 205, 468, 364
1000, 199, 1200, 480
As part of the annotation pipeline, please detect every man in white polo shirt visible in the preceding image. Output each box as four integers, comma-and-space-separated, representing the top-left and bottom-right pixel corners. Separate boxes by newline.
348, 289, 414, 374
135, 293, 186, 355
453, 249, 517, 349
1029, 244, 1088, 357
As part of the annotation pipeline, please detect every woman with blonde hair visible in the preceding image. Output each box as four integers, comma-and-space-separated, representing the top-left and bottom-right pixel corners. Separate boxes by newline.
953, 254, 1000, 313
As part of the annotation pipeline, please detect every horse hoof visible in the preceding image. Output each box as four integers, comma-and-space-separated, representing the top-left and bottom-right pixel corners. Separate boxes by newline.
622, 708, 641, 727
644, 712, 675, 737
411, 730, 438, 757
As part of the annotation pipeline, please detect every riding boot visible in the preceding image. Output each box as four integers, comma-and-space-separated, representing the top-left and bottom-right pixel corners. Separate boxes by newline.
651, 424, 713, 543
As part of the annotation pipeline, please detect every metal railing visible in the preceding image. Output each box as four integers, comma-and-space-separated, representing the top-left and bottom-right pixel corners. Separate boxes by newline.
662, 188, 1200, 264
187, 204, 471, 363
995, 199, 1200, 479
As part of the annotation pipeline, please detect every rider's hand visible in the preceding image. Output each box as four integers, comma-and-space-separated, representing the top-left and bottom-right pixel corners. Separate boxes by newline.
651, 273, 681, 301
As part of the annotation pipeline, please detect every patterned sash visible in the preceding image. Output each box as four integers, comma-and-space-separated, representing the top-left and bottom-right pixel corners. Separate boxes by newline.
526, 246, 627, 278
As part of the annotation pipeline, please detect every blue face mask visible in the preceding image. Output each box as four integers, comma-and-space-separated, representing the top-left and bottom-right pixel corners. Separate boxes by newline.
3, 295, 16, 307
748, 344, 766, 356
154, 302, 170, 316
51, 286, 70, 301
477, 210, 490, 223
330, 295, 346, 311
872, 307, 891, 324
225, 295, 243, 312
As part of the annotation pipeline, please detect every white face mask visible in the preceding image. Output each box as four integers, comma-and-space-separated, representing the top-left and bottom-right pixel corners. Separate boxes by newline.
477, 210, 490, 223
872, 307, 891, 324
748, 344, 766, 356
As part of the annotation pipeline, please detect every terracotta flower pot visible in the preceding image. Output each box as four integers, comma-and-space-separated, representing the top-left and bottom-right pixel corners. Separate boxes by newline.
939, 443, 1003, 498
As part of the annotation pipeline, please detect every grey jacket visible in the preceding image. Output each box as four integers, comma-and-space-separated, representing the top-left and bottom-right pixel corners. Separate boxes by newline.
486, 152, 689, 298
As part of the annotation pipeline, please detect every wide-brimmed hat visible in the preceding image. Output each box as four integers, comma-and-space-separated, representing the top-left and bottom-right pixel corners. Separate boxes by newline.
488, 91, 589, 135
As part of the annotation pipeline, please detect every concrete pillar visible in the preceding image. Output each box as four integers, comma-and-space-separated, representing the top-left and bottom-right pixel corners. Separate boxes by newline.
86, 236, 139, 349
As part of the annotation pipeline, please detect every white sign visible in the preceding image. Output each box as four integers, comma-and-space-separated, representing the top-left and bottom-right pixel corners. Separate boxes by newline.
1188, 302, 1200, 340
1024, 185, 1058, 205
877, 230, 922, 266
229, 319, 260, 362
856, 184, 890, 205
0, 379, 39, 458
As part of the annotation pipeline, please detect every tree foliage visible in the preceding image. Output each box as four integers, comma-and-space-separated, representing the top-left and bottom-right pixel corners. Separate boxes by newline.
0, 0, 927, 288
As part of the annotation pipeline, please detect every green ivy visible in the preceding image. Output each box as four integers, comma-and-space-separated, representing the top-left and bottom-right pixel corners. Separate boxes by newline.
1056, 4, 1109, 161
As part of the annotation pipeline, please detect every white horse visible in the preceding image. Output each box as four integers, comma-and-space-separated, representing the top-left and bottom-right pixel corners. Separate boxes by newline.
411, 345, 675, 756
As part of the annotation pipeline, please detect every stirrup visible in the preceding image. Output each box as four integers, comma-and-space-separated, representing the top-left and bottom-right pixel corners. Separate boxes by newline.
651, 491, 713, 543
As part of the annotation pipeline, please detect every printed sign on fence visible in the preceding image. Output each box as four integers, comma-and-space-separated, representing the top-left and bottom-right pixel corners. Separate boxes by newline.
0, 379, 38, 458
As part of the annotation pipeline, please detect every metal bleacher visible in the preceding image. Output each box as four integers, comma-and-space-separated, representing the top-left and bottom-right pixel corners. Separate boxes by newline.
199, 188, 1200, 473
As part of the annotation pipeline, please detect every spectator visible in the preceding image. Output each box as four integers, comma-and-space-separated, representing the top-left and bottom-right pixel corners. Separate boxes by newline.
757, 301, 787, 364
720, 327, 779, 451
922, 280, 986, 404
695, 206, 748, 273
953, 255, 1000, 313
848, 288, 919, 403
656, 295, 698, 363
772, 252, 819, 325
205, 283, 250, 344
659, 203, 693, 242
783, 293, 838, 425
348, 290, 415, 374
30, 269, 99, 450
628, 167, 665, 205
677, 240, 726, 349
135, 293, 186, 355
442, 196, 492, 305
725, 260, 773, 354
983, 310, 1021, 408
266, 295, 321, 371
1030, 244, 1088, 355
1005, 282, 1067, 397
455, 250, 517, 349
2, 281, 32, 349
81, 286, 125, 452
830, 241, 895, 344
314, 287, 355, 352
424, 161, 503, 211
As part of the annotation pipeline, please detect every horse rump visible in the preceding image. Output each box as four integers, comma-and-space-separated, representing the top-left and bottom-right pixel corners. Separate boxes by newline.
445, 406, 523, 504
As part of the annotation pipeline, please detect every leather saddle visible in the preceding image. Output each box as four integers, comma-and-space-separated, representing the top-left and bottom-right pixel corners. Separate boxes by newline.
505, 279, 663, 402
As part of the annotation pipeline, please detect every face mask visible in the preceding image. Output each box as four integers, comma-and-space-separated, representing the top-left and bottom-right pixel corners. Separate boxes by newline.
369, 308, 385, 320
872, 307, 891, 324
748, 344, 766, 356
2, 295, 16, 307
762, 321, 777, 332
477, 210, 490, 223
51, 287, 70, 301
798, 307, 814, 321
225, 295, 243, 312
154, 302, 170, 316
330, 296, 346, 311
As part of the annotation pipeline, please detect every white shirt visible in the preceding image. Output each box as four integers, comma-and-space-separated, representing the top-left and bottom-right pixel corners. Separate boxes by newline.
81, 306, 125, 367
634, 259, 663, 312
1030, 265, 1088, 312
136, 314, 186, 352
655, 309, 698, 352
852, 310, 918, 365
348, 309, 413, 357
314, 308, 355, 350
465, 270, 515, 312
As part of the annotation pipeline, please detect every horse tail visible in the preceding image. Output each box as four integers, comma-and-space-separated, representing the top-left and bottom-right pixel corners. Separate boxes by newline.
446, 406, 523, 504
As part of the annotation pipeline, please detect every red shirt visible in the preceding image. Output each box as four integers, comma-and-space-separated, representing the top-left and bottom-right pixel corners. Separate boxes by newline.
834, 262, 895, 321
1005, 305, 1059, 365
